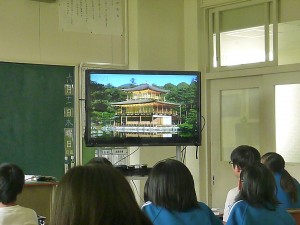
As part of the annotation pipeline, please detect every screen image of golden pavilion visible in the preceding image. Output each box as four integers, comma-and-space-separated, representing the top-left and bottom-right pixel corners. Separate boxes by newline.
110, 84, 181, 136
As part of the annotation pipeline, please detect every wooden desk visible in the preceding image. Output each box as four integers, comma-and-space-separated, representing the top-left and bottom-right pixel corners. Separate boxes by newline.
17, 182, 57, 223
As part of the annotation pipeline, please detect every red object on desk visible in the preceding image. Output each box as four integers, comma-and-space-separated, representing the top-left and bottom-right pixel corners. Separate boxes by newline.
288, 209, 300, 225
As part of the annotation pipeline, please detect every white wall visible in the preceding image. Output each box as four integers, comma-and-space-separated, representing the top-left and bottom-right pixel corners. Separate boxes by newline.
0, 0, 125, 65
128, 0, 204, 202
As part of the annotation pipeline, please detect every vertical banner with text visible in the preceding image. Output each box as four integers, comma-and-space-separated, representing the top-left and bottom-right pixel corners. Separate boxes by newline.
64, 73, 75, 172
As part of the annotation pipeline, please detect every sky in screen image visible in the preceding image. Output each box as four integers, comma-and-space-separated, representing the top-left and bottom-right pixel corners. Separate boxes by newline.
91, 73, 197, 87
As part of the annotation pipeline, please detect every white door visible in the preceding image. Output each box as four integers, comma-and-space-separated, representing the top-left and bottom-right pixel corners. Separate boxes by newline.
263, 71, 300, 180
208, 70, 300, 209
208, 75, 262, 208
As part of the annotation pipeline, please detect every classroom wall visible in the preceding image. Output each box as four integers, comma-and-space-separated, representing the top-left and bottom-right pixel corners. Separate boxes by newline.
128, 0, 203, 202
136, 0, 185, 70
0, 0, 205, 201
0, 0, 125, 65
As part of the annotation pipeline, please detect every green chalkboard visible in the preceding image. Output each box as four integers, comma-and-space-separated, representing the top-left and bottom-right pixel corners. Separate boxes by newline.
0, 62, 75, 179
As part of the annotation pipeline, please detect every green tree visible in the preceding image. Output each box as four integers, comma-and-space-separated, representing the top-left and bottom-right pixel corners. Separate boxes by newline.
89, 82, 126, 126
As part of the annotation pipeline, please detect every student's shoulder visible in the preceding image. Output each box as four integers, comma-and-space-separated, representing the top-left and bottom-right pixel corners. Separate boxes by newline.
226, 201, 249, 225
230, 200, 249, 212
198, 202, 223, 225
228, 186, 239, 195
198, 201, 215, 210
225, 186, 239, 200
198, 202, 211, 210
141, 201, 152, 209
141, 201, 160, 212
198, 202, 220, 216
16, 205, 37, 215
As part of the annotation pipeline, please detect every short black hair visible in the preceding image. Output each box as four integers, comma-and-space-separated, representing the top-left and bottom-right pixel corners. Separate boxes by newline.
230, 145, 261, 169
87, 157, 112, 166
237, 163, 279, 210
144, 159, 199, 211
0, 163, 25, 204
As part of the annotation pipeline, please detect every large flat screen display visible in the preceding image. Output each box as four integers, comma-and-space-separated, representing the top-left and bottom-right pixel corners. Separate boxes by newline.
84, 69, 201, 147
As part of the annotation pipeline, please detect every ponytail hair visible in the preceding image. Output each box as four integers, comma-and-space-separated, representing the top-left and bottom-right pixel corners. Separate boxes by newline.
281, 169, 298, 203
261, 152, 298, 203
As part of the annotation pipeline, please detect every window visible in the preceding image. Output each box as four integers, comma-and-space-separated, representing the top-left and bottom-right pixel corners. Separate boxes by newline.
275, 84, 300, 163
221, 88, 260, 160
209, 0, 277, 70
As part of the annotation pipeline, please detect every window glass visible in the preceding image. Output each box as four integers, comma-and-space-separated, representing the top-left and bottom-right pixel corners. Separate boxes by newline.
275, 84, 300, 163
210, 0, 276, 69
220, 26, 266, 66
221, 88, 260, 160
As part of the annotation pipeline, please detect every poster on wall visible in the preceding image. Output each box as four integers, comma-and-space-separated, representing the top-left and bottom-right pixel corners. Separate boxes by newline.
58, 0, 124, 35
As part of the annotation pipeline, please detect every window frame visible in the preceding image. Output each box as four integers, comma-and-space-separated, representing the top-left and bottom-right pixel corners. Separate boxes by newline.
208, 0, 278, 72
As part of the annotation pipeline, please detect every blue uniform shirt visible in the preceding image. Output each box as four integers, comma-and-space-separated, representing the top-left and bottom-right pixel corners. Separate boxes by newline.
274, 173, 300, 209
226, 200, 296, 225
142, 201, 223, 225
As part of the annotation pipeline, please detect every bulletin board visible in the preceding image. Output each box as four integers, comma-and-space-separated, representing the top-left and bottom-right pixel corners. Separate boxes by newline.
0, 62, 75, 179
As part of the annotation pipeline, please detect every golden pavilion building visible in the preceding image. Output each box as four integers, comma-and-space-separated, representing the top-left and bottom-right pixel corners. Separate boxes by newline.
111, 84, 181, 134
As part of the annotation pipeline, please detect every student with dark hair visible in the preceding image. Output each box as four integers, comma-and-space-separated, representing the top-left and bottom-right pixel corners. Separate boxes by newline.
261, 152, 300, 209
0, 163, 38, 225
142, 159, 222, 225
86, 156, 113, 166
226, 163, 295, 225
51, 164, 153, 225
223, 145, 261, 222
